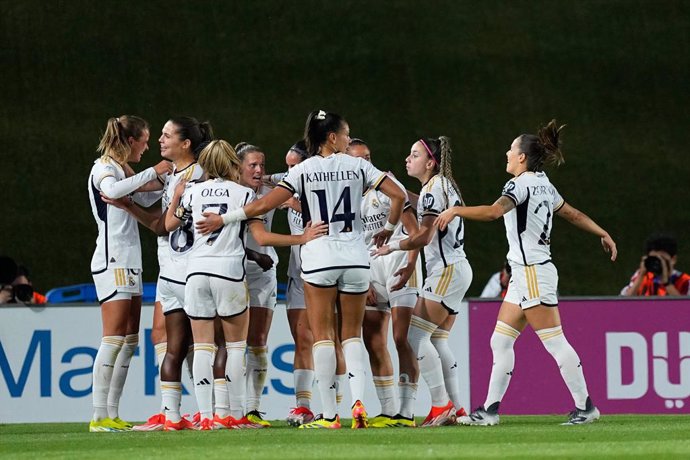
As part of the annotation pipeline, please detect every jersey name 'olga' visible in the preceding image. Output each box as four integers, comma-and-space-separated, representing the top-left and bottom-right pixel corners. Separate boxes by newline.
200, 188, 230, 197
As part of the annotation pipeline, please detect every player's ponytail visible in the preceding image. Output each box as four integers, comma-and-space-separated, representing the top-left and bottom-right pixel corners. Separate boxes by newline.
420, 136, 462, 205
304, 109, 346, 157
97, 115, 149, 164
518, 119, 566, 172
198, 140, 241, 182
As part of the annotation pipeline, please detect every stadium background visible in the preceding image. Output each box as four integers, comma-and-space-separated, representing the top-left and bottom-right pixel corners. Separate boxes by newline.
1, 0, 688, 296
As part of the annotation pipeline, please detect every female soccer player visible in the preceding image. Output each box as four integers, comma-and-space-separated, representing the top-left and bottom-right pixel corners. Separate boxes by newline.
375, 136, 472, 427
347, 139, 422, 428
198, 110, 406, 429
434, 120, 617, 425
87, 115, 171, 432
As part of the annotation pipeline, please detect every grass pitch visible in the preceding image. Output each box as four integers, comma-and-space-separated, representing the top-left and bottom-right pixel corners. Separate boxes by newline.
2, 415, 689, 459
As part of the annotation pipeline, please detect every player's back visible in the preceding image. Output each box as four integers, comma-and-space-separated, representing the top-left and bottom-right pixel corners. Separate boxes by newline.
183, 178, 255, 280
501, 171, 564, 266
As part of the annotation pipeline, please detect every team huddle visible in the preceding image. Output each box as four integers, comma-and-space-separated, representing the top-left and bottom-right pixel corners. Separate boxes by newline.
87, 110, 617, 432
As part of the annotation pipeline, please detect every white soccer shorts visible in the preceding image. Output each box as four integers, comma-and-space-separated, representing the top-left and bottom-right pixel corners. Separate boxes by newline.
93, 267, 142, 303
246, 265, 277, 310
366, 250, 421, 312
419, 259, 472, 315
184, 275, 249, 319
286, 276, 306, 310
504, 261, 558, 309
158, 277, 186, 315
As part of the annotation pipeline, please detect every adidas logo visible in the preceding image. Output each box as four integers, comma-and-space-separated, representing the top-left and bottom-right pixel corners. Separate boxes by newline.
196, 378, 211, 386
521, 296, 527, 302
348, 372, 355, 379
425, 287, 433, 292
450, 362, 458, 369
329, 383, 336, 390
225, 375, 231, 382
164, 406, 171, 411
110, 257, 116, 263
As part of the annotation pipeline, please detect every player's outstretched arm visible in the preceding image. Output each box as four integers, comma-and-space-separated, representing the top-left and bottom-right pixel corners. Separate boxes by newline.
247, 219, 328, 247
556, 202, 617, 261
435, 196, 515, 230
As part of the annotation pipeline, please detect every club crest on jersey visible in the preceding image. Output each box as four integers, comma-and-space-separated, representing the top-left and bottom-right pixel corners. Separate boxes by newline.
422, 193, 435, 210
371, 198, 380, 208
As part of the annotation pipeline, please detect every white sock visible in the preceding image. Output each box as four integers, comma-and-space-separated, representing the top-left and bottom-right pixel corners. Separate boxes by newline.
226, 341, 247, 419
161, 381, 182, 423
484, 321, 519, 408
214, 378, 230, 418
294, 369, 314, 409
537, 326, 589, 409
431, 329, 464, 411
313, 340, 337, 419
92, 336, 124, 421
192, 343, 216, 420
373, 375, 396, 415
398, 373, 418, 419
245, 345, 268, 413
154, 342, 167, 413
408, 316, 447, 407
107, 334, 138, 419
342, 337, 367, 405
336, 373, 347, 407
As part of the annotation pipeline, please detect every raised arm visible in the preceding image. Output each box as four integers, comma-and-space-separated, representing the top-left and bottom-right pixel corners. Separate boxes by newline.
556, 202, 617, 261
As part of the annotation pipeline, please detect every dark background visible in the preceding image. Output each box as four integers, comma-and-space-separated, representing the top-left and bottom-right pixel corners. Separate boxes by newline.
2, 0, 688, 296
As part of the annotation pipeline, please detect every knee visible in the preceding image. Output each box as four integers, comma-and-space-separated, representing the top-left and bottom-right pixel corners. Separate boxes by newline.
490, 324, 519, 353
393, 331, 411, 351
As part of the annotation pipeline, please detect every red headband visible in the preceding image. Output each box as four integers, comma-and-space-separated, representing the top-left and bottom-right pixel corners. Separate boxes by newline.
419, 139, 438, 165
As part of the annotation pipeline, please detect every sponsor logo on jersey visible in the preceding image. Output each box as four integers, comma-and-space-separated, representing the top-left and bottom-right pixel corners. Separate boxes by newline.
503, 181, 516, 195
422, 193, 435, 210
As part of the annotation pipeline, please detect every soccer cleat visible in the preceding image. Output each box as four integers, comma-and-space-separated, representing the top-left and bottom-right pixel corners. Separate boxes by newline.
421, 401, 457, 427
298, 414, 341, 429
132, 413, 166, 431
351, 400, 368, 429
89, 418, 126, 432
368, 414, 395, 428
390, 413, 416, 428
233, 415, 261, 429
246, 410, 271, 428
112, 417, 133, 430
213, 414, 239, 430
164, 416, 195, 431
287, 406, 315, 427
562, 397, 601, 425
458, 402, 500, 426
455, 407, 468, 421
197, 417, 215, 431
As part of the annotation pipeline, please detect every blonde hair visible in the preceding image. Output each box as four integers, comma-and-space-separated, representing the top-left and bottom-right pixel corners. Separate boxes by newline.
198, 140, 241, 182
97, 115, 149, 164
421, 136, 463, 206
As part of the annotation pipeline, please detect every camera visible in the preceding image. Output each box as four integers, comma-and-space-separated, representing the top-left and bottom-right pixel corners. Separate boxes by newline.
1, 283, 34, 303
644, 255, 664, 276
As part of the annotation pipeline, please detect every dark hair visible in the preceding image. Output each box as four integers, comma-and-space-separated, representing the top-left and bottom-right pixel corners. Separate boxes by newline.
646, 233, 678, 257
0, 256, 17, 285
517, 119, 566, 172
169, 117, 214, 157
420, 136, 461, 204
289, 140, 308, 161
97, 115, 149, 163
304, 109, 346, 157
349, 138, 368, 148
234, 142, 263, 162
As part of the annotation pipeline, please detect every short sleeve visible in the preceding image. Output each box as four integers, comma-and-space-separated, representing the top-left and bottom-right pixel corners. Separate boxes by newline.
501, 178, 527, 206
421, 180, 445, 217
278, 162, 303, 196
92, 162, 118, 191
361, 160, 387, 190
552, 186, 565, 212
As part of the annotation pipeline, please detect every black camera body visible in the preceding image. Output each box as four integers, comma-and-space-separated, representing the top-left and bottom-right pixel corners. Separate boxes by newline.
644, 255, 664, 276
12, 284, 34, 302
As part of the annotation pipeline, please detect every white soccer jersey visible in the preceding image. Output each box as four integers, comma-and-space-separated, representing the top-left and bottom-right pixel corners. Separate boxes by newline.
418, 174, 466, 273
88, 157, 157, 272
158, 163, 205, 283
278, 153, 387, 272
178, 178, 255, 280
286, 205, 304, 280
246, 185, 279, 271
361, 174, 412, 252
501, 171, 564, 266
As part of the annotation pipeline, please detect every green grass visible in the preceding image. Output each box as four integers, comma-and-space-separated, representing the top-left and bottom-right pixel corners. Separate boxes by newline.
2, 416, 689, 459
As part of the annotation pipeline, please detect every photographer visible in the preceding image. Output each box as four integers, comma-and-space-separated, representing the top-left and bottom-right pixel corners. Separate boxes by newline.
620, 234, 690, 296
0, 256, 44, 305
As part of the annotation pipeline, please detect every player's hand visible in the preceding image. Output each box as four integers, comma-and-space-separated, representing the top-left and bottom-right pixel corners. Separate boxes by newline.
154, 160, 173, 176
434, 208, 458, 231
195, 212, 224, 235
371, 245, 392, 259
366, 284, 378, 306
373, 229, 393, 248
301, 221, 328, 243
601, 234, 618, 262
100, 192, 132, 209
391, 264, 414, 291
254, 253, 274, 272
0, 285, 13, 304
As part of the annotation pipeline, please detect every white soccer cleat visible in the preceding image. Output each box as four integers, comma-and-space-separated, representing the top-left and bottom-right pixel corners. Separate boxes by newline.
562, 397, 600, 425
458, 402, 500, 426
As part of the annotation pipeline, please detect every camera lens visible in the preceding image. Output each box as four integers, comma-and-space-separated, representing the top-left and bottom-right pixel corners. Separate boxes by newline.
644, 256, 663, 276
13, 284, 34, 303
